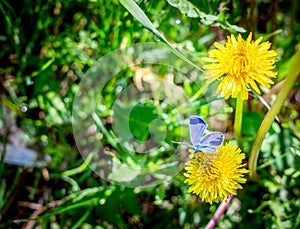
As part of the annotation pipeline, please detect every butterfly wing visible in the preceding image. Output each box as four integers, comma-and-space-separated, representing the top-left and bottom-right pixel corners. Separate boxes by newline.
195, 145, 219, 153
199, 132, 224, 152
189, 116, 207, 146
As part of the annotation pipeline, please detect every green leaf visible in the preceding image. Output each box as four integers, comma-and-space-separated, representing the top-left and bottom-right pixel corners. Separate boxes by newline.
199, 12, 219, 25
224, 21, 247, 33
166, 0, 247, 32
242, 111, 263, 137
166, 0, 201, 18
129, 103, 157, 141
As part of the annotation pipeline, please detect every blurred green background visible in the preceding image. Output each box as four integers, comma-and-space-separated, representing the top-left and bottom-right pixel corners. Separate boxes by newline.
1, 0, 300, 228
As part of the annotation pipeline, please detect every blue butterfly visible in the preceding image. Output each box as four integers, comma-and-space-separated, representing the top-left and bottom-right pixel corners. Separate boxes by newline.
173, 116, 224, 153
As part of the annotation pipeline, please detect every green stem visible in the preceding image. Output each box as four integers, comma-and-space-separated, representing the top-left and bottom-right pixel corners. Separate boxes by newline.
249, 49, 300, 178
234, 94, 244, 146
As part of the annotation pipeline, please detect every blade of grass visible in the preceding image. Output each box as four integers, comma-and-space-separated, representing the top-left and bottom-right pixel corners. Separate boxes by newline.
13, 198, 101, 223
0, 168, 21, 221
0, 0, 15, 44
31, 58, 55, 78
62, 151, 94, 177
249, 49, 300, 178
12, 187, 108, 223
119, 0, 203, 72
92, 111, 138, 164
71, 207, 92, 229
61, 175, 81, 192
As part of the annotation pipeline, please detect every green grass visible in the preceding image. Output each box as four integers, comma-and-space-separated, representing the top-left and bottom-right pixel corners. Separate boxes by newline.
0, 0, 300, 228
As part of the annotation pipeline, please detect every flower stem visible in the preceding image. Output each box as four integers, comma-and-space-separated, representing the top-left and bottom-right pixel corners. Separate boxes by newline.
204, 194, 234, 229
234, 94, 244, 146
249, 49, 300, 178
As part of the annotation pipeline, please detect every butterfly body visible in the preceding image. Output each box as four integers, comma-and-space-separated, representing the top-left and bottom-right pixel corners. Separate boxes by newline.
173, 116, 224, 153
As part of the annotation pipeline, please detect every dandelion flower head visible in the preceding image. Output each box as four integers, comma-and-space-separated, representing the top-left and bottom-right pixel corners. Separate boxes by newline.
184, 142, 248, 204
202, 33, 278, 100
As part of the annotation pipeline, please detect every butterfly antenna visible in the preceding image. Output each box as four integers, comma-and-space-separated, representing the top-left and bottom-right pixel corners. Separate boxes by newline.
171, 141, 194, 148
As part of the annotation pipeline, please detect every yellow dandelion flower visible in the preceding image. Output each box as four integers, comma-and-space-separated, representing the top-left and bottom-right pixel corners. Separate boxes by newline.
202, 33, 278, 100
184, 142, 249, 204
